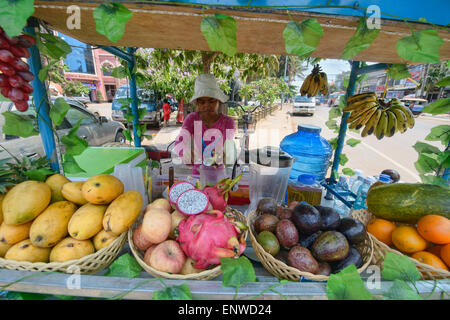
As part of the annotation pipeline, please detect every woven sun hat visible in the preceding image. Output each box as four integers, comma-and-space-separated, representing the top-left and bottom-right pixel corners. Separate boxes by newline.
189, 74, 229, 103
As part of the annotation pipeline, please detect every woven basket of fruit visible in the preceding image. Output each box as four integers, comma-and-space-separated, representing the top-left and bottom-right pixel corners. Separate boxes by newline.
247, 199, 373, 282
0, 173, 141, 274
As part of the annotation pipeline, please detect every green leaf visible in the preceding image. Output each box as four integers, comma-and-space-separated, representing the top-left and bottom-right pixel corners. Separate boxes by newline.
341, 17, 380, 60
328, 137, 338, 150
436, 76, 450, 88
383, 279, 422, 300
60, 119, 88, 156
0, 0, 34, 37
2, 111, 39, 138
138, 107, 147, 120
111, 66, 129, 79
396, 29, 444, 63
62, 154, 86, 174
325, 120, 338, 131
437, 150, 450, 169
24, 168, 55, 181
328, 107, 342, 120
5, 291, 49, 300
425, 125, 450, 146
50, 97, 70, 126
382, 252, 421, 283
221, 256, 256, 288
201, 13, 237, 57
386, 64, 412, 80
339, 153, 349, 166
421, 98, 450, 115
123, 129, 132, 142
326, 265, 372, 300
342, 168, 355, 176
152, 283, 192, 300
419, 174, 448, 186
104, 253, 142, 278
412, 141, 441, 155
414, 153, 439, 174
93, 2, 133, 43
38, 62, 53, 82
346, 138, 361, 147
283, 18, 323, 58
36, 33, 72, 60
331, 169, 339, 181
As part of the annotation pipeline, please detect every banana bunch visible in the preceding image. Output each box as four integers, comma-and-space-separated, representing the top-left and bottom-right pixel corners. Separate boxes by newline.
344, 93, 415, 140
300, 64, 328, 97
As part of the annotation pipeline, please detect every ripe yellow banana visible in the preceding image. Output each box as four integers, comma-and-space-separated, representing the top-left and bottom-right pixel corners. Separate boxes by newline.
356, 106, 379, 130
347, 92, 377, 104
361, 108, 382, 137
300, 74, 313, 96
344, 96, 378, 112
391, 108, 408, 133
308, 75, 320, 97
345, 101, 378, 122
385, 110, 397, 137
319, 72, 328, 95
390, 102, 415, 129
375, 111, 388, 140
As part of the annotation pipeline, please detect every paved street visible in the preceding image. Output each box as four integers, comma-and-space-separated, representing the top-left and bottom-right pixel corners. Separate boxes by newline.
88, 102, 449, 183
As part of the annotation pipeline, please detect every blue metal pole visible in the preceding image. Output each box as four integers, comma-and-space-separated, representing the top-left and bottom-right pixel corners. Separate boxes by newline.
25, 20, 59, 171
127, 47, 141, 147
329, 60, 361, 183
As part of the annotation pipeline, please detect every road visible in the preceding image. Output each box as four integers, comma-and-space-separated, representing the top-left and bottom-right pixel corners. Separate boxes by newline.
89, 102, 449, 183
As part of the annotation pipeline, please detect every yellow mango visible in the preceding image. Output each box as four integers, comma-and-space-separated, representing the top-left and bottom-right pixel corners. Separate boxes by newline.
49, 237, 94, 263
0, 193, 5, 225
68, 203, 107, 240
0, 221, 33, 245
61, 181, 88, 206
45, 174, 71, 203
2, 181, 51, 225
102, 190, 143, 236
93, 229, 118, 251
29, 201, 77, 248
82, 174, 124, 205
0, 241, 12, 257
5, 239, 51, 263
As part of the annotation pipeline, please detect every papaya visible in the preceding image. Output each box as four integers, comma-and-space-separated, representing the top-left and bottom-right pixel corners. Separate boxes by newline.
0, 193, 5, 225
0, 241, 12, 257
0, 221, 33, 245
45, 174, 71, 203
5, 239, 51, 263
2, 181, 51, 225
93, 229, 118, 251
367, 183, 450, 223
61, 181, 88, 206
68, 203, 107, 240
49, 237, 95, 263
102, 190, 143, 236
29, 201, 78, 248
82, 174, 124, 205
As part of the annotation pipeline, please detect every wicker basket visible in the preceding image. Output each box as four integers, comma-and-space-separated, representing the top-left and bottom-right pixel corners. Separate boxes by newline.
129, 208, 248, 280
248, 210, 374, 282
353, 209, 450, 280
0, 231, 127, 274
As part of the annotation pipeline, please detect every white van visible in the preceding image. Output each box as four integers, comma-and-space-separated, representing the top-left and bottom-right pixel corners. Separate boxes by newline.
293, 95, 316, 116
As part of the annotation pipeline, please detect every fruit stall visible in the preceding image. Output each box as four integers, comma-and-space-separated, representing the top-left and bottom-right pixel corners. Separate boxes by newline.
0, 1, 449, 301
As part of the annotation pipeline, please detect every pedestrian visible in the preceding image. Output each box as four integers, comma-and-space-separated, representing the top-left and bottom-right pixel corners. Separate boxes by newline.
162, 98, 171, 127
174, 74, 235, 175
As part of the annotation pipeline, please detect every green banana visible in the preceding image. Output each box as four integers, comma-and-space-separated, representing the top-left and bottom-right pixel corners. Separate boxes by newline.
385, 110, 397, 137
345, 101, 378, 122
390, 102, 415, 129
356, 106, 379, 130
390, 108, 408, 133
362, 108, 382, 137
375, 111, 388, 140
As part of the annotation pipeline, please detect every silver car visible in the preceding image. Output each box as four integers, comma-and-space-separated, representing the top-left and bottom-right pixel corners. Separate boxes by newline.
0, 97, 126, 160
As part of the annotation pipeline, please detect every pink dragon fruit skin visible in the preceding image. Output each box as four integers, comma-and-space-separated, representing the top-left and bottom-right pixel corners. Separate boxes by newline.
176, 211, 246, 269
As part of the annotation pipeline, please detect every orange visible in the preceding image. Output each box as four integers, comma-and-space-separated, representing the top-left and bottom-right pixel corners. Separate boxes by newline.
391, 225, 428, 254
366, 218, 396, 246
417, 215, 450, 245
441, 244, 450, 268
411, 251, 449, 272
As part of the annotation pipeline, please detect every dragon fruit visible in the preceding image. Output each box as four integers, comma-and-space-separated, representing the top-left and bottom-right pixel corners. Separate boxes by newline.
176, 188, 210, 215
168, 181, 195, 205
177, 210, 246, 269
203, 173, 243, 212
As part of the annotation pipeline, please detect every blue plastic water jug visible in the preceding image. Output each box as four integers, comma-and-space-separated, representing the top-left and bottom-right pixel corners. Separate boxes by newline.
280, 124, 333, 182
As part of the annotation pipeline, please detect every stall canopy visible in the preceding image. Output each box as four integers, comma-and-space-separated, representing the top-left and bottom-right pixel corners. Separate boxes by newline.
33, 0, 450, 64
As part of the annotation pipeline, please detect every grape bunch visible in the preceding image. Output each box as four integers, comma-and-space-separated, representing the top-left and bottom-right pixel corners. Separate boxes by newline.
0, 27, 36, 112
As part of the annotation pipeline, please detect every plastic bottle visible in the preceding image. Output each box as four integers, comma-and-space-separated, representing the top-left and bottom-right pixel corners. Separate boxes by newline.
286, 174, 323, 206
348, 169, 363, 188
367, 173, 391, 193
352, 178, 373, 210
350, 175, 365, 195
280, 125, 332, 183
333, 176, 351, 217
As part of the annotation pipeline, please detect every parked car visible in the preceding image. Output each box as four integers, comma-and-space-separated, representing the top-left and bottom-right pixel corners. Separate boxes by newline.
0, 97, 126, 160
67, 93, 91, 104
111, 84, 163, 128
293, 95, 316, 116
400, 97, 428, 117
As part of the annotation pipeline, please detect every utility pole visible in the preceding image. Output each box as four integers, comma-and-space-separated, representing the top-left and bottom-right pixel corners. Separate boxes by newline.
419, 63, 429, 98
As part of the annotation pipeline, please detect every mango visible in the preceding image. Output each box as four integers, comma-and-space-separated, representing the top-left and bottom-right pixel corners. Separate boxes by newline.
82, 174, 124, 205
0, 221, 33, 245
49, 237, 94, 263
5, 239, 51, 263
0, 193, 5, 225
29, 201, 78, 248
68, 203, 107, 240
45, 174, 71, 203
2, 181, 51, 225
93, 229, 118, 251
61, 181, 88, 206
0, 241, 12, 257
102, 190, 143, 236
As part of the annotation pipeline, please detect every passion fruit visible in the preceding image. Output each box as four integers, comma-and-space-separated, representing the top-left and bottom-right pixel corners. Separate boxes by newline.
256, 231, 280, 256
